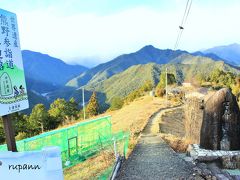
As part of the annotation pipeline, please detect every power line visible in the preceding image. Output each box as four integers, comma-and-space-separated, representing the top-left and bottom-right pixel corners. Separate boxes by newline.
174, 0, 193, 50
180, 0, 190, 27
174, 29, 183, 50
183, 0, 192, 26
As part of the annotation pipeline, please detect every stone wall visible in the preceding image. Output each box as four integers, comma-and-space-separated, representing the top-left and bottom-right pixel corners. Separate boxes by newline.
184, 97, 204, 144
188, 144, 240, 170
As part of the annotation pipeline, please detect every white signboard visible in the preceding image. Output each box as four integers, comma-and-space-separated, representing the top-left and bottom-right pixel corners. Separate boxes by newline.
0, 146, 64, 180
0, 9, 29, 116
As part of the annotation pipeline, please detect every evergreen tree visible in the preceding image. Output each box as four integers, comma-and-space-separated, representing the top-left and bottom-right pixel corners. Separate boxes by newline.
28, 104, 49, 136
195, 73, 206, 84
0, 119, 5, 144
157, 72, 176, 88
231, 76, 240, 98
10, 112, 28, 135
86, 92, 99, 117
210, 69, 222, 83
209, 69, 235, 88
65, 97, 79, 121
48, 98, 68, 126
155, 72, 176, 97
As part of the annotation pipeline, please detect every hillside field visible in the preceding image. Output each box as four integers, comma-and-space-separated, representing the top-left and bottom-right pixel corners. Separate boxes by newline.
64, 95, 177, 179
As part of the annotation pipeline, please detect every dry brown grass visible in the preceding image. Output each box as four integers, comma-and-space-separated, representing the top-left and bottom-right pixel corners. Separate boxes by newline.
160, 133, 191, 152
93, 96, 169, 154
64, 150, 115, 180
64, 95, 169, 179
157, 106, 190, 152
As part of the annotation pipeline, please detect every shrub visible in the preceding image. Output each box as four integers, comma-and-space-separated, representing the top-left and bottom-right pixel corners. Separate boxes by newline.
155, 87, 165, 97
124, 90, 142, 104
16, 132, 28, 140
140, 80, 153, 92
110, 97, 124, 111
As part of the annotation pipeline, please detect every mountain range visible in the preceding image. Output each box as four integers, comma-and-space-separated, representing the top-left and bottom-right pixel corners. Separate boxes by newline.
22, 50, 88, 93
66, 54, 239, 103
20, 43, 240, 113
66, 45, 187, 88
202, 43, 240, 66
21, 50, 88, 113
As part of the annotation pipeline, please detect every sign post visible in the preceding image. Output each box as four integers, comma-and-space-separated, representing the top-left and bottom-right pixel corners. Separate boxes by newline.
2, 115, 17, 152
0, 9, 29, 152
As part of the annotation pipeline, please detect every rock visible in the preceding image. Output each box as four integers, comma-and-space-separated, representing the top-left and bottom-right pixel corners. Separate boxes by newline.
200, 88, 240, 150
184, 156, 194, 162
187, 144, 194, 156
233, 155, 240, 169
222, 156, 235, 169
215, 174, 231, 180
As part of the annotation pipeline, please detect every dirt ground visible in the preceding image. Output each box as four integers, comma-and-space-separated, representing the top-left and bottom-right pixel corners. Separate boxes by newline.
88, 96, 180, 153
64, 87, 212, 179
116, 106, 195, 180
157, 106, 190, 152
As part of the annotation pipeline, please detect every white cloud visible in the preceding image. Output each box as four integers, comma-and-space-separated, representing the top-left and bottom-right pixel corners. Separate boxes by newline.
15, 1, 240, 65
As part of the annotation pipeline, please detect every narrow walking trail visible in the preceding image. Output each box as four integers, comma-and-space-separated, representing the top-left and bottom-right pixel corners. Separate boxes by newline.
116, 106, 195, 180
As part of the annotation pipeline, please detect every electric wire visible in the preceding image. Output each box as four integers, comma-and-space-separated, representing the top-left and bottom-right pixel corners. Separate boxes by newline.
174, 0, 192, 50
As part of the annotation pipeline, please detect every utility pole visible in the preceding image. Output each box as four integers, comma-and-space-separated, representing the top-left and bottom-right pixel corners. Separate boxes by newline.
166, 67, 168, 102
82, 87, 86, 120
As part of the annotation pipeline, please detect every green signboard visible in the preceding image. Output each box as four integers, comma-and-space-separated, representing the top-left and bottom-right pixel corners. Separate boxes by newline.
0, 9, 29, 116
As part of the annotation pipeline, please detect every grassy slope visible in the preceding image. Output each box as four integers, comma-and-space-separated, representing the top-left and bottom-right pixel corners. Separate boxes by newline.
84, 60, 240, 102
64, 95, 174, 179
49, 59, 240, 108
65, 46, 186, 88
85, 63, 159, 101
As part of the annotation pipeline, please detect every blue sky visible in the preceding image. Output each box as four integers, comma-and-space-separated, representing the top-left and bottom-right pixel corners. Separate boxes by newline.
0, 0, 240, 66
0, 0, 174, 15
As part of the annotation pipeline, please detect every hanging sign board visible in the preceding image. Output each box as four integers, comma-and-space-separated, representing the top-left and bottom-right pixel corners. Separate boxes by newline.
0, 8, 29, 116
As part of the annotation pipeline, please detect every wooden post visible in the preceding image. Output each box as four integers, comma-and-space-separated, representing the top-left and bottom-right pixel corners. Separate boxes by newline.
82, 87, 86, 120
166, 67, 168, 102
2, 115, 17, 152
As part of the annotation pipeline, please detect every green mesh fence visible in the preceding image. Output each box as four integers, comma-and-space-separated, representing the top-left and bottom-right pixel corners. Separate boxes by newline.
0, 116, 129, 169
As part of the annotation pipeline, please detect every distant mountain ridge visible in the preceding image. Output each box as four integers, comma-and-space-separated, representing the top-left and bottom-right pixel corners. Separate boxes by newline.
66, 45, 233, 89
191, 51, 225, 61
202, 43, 240, 66
21, 44, 240, 113
21, 50, 88, 113
44, 45, 239, 107
22, 50, 88, 93
66, 45, 188, 88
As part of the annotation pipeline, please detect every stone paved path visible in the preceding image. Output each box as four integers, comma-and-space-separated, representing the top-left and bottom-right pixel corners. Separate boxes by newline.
116, 106, 195, 180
